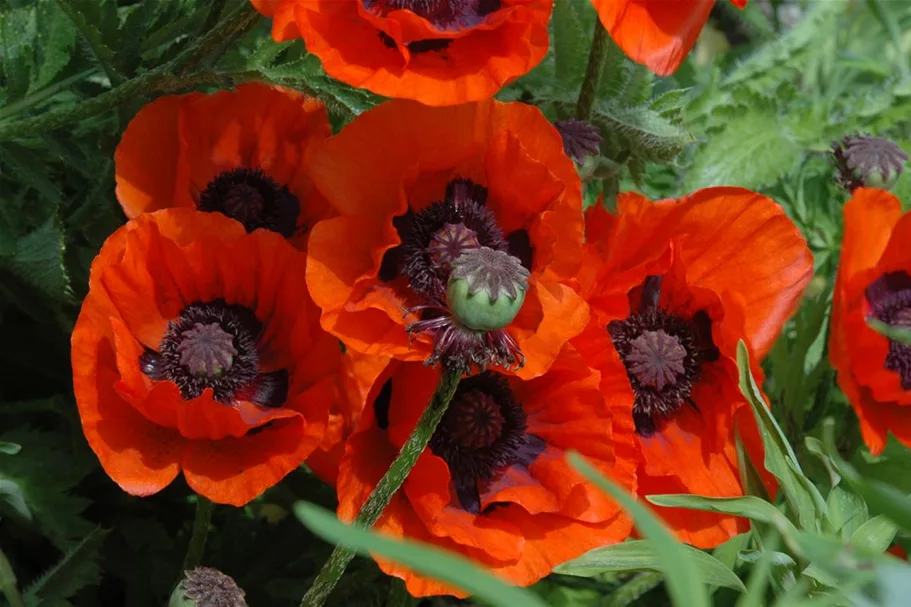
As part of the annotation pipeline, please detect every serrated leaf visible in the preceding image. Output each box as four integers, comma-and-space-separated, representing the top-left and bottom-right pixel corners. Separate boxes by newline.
0, 5, 38, 100
684, 111, 802, 191
3, 217, 71, 302
56, 0, 122, 85
595, 101, 691, 162
258, 56, 381, 117
551, 0, 591, 87
23, 527, 109, 606
0, 478, 32, 522
555, 540, 746, 592
0, 427, 93, 550
736, 341, 827, 532
32, 0, 76, 90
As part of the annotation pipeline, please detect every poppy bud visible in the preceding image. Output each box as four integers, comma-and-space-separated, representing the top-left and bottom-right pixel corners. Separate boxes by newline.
169, 567, 247, 607
833, 135, 908, 192
446, 247, 529, 332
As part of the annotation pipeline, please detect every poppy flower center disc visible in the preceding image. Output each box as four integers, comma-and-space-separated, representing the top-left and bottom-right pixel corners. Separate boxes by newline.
866, 271, 911, 389
198, 168, 299, 237
429, 372, 545, 513
608, 276, 719, 436
365, 0, 501, 29
141, 299, 289, 407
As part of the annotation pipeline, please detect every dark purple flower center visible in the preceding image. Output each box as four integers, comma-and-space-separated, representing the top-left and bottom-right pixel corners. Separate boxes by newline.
428, 372, 545, 513
379, 178, 533, 371
608, 276, 719, 436
866, 271, 911, 389
140, 299, 288, 407
198, 168, 299, 238
365, 0, 501, 30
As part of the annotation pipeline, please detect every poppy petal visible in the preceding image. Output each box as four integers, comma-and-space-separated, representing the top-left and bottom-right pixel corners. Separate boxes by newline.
592, 0, 715, 76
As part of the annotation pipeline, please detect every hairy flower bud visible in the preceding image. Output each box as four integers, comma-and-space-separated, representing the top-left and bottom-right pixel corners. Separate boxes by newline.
169, 567, 247, 607
446, 247, 529, 331
833, 135, 908, 192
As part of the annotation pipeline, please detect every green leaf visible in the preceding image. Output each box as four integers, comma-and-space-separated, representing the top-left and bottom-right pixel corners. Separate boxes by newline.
294, 502, 548, 607
23, 527, 109, 606
567, 452, 711, 607
0, 5, 38, 100
646, 495, 799, 537
0, 443, 21, 456
822, 420, 911, 533
258, 56, 381, 118
825, 485, 868, 539
3, 216, 72, 303
33, 1, 77, 90
867, 317, 911, 346
849, 515, 899, 554
686, 110, 804, 190
555, 539, 746, 592
0, 427, 94, 550
551, 0, 591, 87
594, 101, 691, 163
736, 340, 827, 531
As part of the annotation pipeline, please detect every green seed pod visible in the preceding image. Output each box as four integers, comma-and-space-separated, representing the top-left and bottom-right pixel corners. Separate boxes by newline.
447, 247, 529, 332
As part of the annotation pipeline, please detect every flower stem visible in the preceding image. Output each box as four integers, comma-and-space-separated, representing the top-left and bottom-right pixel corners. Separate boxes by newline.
0, 3, 259, 141
0, 546, 25, 607
182, 496, 216, 572
576, 20, 610, 120
299, 369, 462, 607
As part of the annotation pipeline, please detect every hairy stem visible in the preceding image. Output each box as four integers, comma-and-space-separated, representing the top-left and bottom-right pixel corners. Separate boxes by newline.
0, 3, 259, 141
299, 370, 462, 607
576, 20, 610, 120
0, 547, 25, 607
182, 496, 216, 572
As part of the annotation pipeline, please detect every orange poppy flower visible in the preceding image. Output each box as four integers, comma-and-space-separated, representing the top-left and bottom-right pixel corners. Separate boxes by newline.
114, 83, 332, 249
305, 98, 589, 378
336, 346, 637, 596
250, 0, 552, 106
71, 209, 376, 506
591, 0, 747, 76
574, 188, 813, 547
830, 188, 911, 455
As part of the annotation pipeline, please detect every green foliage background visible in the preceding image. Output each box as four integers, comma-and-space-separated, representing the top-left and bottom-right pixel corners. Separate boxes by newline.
2, 0, 911, 606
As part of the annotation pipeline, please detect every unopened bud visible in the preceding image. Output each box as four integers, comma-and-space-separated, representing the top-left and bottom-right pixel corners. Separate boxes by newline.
169, 567, 247, 607
447, 247, 529, 332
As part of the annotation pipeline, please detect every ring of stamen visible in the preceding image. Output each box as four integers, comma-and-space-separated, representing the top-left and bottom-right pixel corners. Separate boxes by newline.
866, 271, 911, 388
198, 168, 300, 237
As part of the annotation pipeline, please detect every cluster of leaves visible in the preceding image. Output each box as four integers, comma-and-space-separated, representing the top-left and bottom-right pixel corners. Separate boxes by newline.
2, 0, 911, 606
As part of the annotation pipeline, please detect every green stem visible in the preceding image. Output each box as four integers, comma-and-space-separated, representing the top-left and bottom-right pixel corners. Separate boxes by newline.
181, 496, 216, 572
576, 20, 610, 120
0, 546, 25, 607
0, 3, 259, 141
299, 370, 462, 607
0, 68, 98, 121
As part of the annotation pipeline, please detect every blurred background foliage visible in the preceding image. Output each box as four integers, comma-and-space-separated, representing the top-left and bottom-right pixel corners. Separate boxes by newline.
1, 0, 911, 605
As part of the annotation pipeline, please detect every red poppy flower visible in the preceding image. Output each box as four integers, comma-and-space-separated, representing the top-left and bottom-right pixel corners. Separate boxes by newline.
591, 0, 747, 76
830, 188, 911, 455
574, 188, 813, 547
114, 83, 332, 249
336, 346, 637, 596
250, 0, 552, 106
305, 99, 589, 378
71, 209, 374, 506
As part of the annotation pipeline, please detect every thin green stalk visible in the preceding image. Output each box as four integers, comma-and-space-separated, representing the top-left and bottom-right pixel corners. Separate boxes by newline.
0, 68, 98, 121
576, 20, 610, 120
181, 496, 216, 572
0, 546, 25, 607
299, 370, 462, 607
0, 3, 259, 141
